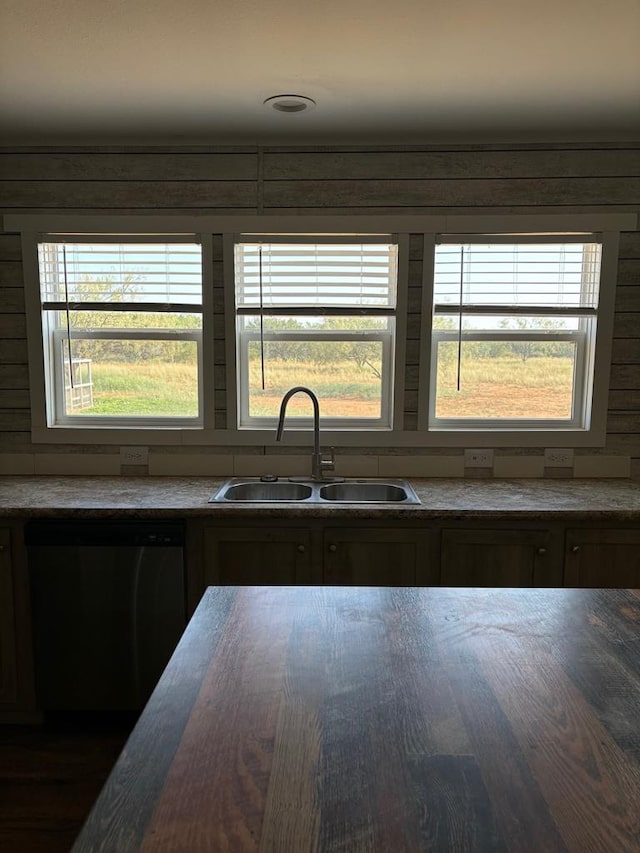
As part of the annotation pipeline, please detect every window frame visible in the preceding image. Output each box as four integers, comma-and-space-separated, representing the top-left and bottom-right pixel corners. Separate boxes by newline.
227, 233, 408, 432
20, 228, 214, 442
8, 212, 630, 447
429, 327, 589, 430
418, 230, 620, 445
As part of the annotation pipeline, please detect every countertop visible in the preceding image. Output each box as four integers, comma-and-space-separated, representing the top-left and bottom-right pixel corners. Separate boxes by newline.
72, 585, 640, 852
2, 475, 640, 519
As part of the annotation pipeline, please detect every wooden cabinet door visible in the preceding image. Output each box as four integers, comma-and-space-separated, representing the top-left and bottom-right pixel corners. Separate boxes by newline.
323, 528, 437, 586
440, 528, 554, 587
0, 529, 17, 704
203, 527, 313, 586
565, 529, 640, 588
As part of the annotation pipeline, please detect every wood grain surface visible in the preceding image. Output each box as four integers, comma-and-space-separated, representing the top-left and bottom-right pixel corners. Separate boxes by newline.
72, 587, 640, 852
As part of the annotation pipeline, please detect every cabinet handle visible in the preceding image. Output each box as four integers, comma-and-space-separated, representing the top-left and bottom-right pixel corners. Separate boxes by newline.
571, 545, 580, 553
537, 547, 547, 556
328, 543, 337, 552
297, 544, 305, 553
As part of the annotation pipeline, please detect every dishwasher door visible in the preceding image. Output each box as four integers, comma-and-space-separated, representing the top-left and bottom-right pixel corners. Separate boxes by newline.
26, 520, 187, 712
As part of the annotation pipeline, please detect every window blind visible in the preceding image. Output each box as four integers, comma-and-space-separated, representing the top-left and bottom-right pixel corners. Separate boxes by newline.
433, 241, 601, 310
38, 241, 202, 307
235, 241, 398, 309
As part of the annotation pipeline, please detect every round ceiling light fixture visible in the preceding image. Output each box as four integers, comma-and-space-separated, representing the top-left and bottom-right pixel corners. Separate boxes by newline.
263, 94, 316, 113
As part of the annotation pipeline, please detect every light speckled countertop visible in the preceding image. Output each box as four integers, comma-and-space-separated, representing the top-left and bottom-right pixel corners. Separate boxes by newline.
1, 476, 640, 519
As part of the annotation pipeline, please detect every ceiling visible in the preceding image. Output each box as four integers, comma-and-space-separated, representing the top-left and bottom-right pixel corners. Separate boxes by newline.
1, 0, 639, 146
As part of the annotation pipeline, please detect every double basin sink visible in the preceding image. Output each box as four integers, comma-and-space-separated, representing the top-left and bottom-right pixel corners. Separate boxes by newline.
210, 478, 420, 505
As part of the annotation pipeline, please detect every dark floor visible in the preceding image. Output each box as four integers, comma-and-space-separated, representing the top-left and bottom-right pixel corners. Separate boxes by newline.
0, 713, 135, 853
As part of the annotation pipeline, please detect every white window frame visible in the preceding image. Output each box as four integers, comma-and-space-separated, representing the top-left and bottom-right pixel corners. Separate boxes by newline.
6, 212, 632, 447
418, 230, 621, 445
49, 327, 204, 428
429, 328, 589, 430
228, 234, 407, 432
18, 227, 214, 442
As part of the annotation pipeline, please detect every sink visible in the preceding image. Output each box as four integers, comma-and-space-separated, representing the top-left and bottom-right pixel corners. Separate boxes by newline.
319, 481, 418, 503
212, 481, 313, 502
210, 478, 420, 504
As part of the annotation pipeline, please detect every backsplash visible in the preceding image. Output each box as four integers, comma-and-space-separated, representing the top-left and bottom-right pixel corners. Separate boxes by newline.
0, 450, 631, 478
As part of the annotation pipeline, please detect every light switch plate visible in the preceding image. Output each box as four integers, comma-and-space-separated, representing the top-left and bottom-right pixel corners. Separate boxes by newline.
120, 446, 149, 465
464, 449, 494, 468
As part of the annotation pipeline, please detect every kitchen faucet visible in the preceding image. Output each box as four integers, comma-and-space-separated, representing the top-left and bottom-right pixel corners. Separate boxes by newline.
275, 386, 335, 481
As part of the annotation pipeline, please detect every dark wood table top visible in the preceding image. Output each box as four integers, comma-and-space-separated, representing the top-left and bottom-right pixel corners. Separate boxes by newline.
72, 587, 640, 852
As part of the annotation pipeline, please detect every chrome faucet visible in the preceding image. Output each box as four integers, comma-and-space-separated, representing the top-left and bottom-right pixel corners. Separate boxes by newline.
275, 386, 335, 481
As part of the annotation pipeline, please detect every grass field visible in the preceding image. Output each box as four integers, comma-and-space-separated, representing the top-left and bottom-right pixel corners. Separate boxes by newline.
71, 362, 199, 417
436, 355, 574, 419
68, 356, 575, 420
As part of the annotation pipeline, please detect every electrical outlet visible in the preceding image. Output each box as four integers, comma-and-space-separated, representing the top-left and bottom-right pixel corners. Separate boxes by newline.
464, 449, 494, 468
120, 446, 149, 466
544, 448, 574, 468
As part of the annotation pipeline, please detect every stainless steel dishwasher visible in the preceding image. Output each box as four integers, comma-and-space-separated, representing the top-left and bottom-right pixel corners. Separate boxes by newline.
26, 519, 187, 712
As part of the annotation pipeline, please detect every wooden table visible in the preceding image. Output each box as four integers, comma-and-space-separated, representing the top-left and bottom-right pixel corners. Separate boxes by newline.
72, 587, 640, 852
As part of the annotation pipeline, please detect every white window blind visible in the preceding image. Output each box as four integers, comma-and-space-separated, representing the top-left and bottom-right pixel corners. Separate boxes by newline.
234, 240, 398, 310
434, 239, 601, 311
38, 240, 202, 308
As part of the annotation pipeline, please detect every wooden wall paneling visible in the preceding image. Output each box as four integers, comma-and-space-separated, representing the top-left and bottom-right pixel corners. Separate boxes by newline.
0, 390, 30, 408
0, 143, 637, 472
613, 314, 640, 338
262, 178, 640, 210
0, 236, 21, 261
0, 432, 33, 449
0, 152, 258, 181
405, 365, 420, 391
0, 366, 29, 390
0, 341, 27, 363
0, 411, 30, 431
608, 390, 640, 409
611, 340, 640, 364
615, 286, 640, 312
0, 181, 258, 210
0, 262, 23, 287
607, 413, 640, 433
262, 148, 640, 180
609, 365, 640, 388
0, 315, 25, 338
0, 289, 25, 313
619, 232, 640, 258
406, 316, 421, 340
617, 260, 640, 284
404, 390, 418, 414
605, 432, 640, 452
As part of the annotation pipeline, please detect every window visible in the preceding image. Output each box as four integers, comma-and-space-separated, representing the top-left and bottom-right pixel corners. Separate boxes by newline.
11, 212, 627, 446
429, 235, 603, 432
36, 236, 203, 427
232, 236, 399, 429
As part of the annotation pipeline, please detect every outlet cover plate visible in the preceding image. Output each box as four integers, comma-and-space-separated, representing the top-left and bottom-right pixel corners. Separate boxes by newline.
544, 448, 574, 468
464, 449, 494, 468
120, 446, 149, 466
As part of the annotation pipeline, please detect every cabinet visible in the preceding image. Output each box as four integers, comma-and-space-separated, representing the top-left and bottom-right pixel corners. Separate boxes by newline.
323, 528, 437, 586
201, 524, 437, 589
203, 527, 315, 586
0, 528, 17, 704
440, 528, 560, 587
565, 529, 640, 588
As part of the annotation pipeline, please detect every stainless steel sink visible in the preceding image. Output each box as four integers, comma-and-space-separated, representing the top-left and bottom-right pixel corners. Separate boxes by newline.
318, 482, 414, 503
213, 481, 313, 502
210, 478, 420, 505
